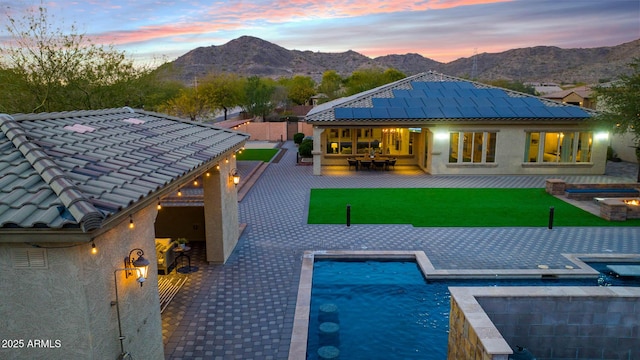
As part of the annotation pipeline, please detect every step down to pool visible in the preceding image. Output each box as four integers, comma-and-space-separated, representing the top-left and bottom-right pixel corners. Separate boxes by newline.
606, 265, 640, 277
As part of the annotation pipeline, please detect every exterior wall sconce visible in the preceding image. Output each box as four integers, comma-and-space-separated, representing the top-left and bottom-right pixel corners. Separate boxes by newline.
124, 248, 150, 285
230, 169, 240, 186
112, 247, 150, 359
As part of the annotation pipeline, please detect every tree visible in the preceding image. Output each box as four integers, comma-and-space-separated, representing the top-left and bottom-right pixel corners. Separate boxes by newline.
285, 75, 316, 105
318, 70, 343, 101
594, 58, 640, 181
0, 3, 172, 113
241, 76, 276, 121
160, 87, 208, 121
344, 67, 406, 96
200, 73, 244, 120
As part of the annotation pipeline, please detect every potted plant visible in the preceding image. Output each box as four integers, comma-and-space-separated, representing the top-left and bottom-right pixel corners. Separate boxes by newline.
172, 237, 189, 249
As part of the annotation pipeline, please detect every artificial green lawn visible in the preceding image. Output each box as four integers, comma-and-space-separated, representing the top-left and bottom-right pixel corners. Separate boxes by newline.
308, 188, 640, 227
236, 148, 279, 162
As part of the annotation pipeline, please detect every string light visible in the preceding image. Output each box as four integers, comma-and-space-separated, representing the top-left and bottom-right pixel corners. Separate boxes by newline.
129, 215, 134, 229
216, 164, 220, 170
91, 242, 97, 255
193, 179, 199, 186
177, 189, 182, 197
206, 172, 210, 177
157, 201, 162, 210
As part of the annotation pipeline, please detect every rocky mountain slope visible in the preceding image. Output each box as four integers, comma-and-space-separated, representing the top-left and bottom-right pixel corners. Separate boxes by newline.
166, 36, 640, 85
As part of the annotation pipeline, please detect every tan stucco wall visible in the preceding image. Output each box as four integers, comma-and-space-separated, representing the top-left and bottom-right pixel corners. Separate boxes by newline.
611, 132, 639, 163
204, 161, 240, 263
234, 121, 313, 141
0, 205, 163, 360
430, 125, 608, 175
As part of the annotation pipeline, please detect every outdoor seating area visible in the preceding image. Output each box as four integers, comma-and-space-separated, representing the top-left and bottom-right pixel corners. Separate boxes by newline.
156, 238, 177, 275
546, 179, 640, 201
346, 157, 397, 171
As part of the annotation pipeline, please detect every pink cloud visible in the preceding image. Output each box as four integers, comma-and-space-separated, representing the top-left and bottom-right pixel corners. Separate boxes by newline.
214, 0, 513, 23
92, 0, 513, 46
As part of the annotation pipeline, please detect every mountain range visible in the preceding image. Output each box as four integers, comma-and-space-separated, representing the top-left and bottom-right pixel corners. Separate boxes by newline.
166, 36, 640, 85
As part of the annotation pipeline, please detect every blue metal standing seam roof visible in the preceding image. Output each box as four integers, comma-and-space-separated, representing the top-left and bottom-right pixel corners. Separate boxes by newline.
0, 108, 249, 232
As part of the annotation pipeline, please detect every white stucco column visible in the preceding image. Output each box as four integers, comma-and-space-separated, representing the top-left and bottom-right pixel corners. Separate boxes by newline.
312, 126, 325, 175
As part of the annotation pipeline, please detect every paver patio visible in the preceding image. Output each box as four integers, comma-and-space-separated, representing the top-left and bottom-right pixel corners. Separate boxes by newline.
163, 141, 640, 360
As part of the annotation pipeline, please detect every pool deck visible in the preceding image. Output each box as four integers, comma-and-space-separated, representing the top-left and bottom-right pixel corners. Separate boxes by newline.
162, 141, 640, 360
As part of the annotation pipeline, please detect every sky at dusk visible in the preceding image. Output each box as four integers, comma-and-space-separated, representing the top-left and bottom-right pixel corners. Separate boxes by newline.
1, 0, 639, 65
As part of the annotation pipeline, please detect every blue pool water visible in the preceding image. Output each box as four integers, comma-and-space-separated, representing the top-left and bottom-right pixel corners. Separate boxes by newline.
307, 260, 639, 360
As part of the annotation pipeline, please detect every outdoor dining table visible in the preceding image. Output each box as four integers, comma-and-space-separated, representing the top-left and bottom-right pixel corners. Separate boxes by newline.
354, 157, 389, 171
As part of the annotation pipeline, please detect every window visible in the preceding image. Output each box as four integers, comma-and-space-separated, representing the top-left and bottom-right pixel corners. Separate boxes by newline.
524, 131, 592, 163
325, 127, 414, 156
449, 131, 496, 163
326, 128, 352, 154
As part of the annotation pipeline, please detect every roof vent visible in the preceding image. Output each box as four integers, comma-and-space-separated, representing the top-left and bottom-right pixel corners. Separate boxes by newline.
64, 124, 95, 133
123, 118, 145, 125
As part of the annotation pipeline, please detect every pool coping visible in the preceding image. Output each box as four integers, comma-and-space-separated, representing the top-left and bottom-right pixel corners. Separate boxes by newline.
288, 250, 640, 360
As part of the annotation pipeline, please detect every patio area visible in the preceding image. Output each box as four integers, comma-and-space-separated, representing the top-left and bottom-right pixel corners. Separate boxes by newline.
162, 141, 640, 360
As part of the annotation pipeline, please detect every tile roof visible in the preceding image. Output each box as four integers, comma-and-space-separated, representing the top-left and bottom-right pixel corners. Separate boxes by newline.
306, 71, 595, 123
0, 108, 248, 233
543, 85, 593, 100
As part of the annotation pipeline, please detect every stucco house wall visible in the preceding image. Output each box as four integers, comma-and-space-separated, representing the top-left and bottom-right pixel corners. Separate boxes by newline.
428, 124, 608, 176
204, 159, 240, 263
0, 204, 163, 360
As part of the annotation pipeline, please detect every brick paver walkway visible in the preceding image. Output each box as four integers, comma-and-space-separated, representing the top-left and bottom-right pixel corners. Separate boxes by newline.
163, 141, 640, 360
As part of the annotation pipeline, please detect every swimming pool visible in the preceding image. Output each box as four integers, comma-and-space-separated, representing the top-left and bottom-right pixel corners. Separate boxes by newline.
306, 259, 639, 360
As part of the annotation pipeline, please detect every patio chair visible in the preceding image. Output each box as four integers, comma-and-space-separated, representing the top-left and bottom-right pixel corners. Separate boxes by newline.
386, 158, 397, 170
373, 159, 387, 171
347, 158, 359, 170
359, 160, 372, 170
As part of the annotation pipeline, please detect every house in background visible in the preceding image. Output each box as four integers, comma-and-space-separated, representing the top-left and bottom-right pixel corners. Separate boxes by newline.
0, 108, 248, 359
542, 85, 596, 110
305, 72, 609, 176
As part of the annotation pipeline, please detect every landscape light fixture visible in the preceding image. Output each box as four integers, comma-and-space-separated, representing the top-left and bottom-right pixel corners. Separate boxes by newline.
124, 248, 150, 285
230, 169, 240, 186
